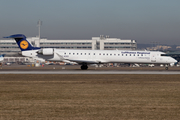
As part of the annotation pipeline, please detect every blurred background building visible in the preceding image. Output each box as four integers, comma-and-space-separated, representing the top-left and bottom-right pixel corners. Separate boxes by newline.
0, 35, 137, 57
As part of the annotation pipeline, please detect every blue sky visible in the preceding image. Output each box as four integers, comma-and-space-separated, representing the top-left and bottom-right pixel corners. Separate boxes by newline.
1, 0, 180, 45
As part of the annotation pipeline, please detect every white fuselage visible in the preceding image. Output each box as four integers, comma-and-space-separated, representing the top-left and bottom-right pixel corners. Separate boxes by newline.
21, 49, 177, 64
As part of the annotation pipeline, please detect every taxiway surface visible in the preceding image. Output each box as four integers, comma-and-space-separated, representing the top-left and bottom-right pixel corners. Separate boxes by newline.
0, 65, 180, 74
0, 70, 180, 74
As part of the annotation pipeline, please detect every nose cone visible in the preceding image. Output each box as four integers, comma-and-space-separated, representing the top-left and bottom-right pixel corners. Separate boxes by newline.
171, 58, 177, 63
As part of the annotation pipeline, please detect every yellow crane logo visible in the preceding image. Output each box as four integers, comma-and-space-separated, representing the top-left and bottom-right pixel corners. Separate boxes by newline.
20, 40, 29, 49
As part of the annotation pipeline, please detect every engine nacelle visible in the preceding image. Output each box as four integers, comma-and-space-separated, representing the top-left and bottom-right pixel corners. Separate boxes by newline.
37, 48, 54, 55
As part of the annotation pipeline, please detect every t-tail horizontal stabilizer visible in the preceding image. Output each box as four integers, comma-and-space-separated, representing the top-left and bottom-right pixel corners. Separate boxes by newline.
4, 34, 40, 51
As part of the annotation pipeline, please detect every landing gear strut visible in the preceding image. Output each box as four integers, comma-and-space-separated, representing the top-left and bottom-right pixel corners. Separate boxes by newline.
81, 63, 88, 70
165, 64, 168, 70
165, 67, 168, 70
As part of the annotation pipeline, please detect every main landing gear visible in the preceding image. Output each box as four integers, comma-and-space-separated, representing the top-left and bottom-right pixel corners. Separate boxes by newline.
81, 63, 88, 70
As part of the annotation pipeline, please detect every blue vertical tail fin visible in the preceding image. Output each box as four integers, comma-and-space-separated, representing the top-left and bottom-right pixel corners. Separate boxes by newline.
4, 34, 40, 51
0, 54, 5, 57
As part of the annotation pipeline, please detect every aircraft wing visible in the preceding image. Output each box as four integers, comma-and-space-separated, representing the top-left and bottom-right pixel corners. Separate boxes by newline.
56, 52, 107, 64
67, 59, 100, 64
66, 58, 110, 64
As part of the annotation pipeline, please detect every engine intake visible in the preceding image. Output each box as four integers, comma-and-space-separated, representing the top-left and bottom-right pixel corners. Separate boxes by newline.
37, 48, 54, 55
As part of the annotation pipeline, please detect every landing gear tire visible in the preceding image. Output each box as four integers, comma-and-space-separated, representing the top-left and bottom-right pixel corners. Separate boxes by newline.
81, 65, 88, 70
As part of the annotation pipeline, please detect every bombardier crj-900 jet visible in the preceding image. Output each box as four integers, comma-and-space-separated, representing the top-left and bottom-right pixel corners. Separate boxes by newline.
4, 34, 177, 70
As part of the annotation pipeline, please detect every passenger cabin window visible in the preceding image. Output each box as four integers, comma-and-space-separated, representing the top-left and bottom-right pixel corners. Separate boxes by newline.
89, 53, 90, 55
81, 53, 82, 55
94, 53, 95, 55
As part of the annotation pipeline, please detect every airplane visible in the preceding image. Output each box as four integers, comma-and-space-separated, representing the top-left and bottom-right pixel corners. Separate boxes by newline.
0, 54, 5, 66
4, 34, 177, 70
0, 54, 5, 62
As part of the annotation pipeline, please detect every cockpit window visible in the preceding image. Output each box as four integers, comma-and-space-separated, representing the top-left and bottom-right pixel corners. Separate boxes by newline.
161, 54, 169, 56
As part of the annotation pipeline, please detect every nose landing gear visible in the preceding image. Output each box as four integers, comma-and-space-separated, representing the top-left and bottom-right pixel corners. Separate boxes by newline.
165, 67, 168, 70
165, 64, 168, 70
